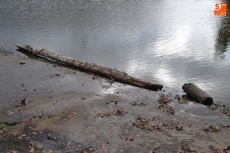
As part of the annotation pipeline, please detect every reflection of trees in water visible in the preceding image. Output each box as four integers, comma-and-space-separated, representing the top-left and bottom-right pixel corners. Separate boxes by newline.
215, 0, 230, 59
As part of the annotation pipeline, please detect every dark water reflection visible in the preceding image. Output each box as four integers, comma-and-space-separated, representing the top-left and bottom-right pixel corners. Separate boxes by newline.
0, 0, 229, 105
215, 0, 230, 59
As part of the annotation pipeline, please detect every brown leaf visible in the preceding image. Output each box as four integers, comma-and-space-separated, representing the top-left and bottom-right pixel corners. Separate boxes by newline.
125, 136, 133, 141
209, 145, 227, 153
26, 119, 32, 124
20, 98, 27, 106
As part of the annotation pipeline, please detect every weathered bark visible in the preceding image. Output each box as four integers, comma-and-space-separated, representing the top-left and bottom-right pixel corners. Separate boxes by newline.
16, 44, 163, 91
182, 83, 213, 105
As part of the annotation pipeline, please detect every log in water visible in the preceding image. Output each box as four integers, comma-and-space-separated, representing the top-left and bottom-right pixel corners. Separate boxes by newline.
16, 44, 163, 91
182, 83, 213, 105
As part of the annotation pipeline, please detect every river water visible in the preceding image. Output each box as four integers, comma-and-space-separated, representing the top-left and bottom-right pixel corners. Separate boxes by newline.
0, 0, 229, 105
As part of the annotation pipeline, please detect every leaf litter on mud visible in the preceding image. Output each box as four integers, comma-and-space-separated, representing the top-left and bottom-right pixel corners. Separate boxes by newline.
94, 107, 126, 118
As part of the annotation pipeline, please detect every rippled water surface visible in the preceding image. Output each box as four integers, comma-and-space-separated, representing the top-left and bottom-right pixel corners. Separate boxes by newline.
0, 0, 230, 105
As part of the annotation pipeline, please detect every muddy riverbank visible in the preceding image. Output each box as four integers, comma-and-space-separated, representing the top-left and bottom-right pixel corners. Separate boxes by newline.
0, 50, 230, 153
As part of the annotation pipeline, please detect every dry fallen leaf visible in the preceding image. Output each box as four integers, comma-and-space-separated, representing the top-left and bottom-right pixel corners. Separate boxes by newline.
29, 146, 35, 153
203, 125, 220, 133
209, 145, 227, 153
94, 107, 126, 118
114, 107, 126, 116
26, 119, 32, 124
20, 98, 27, 106
158, 94, 175, 115
125, 136, 133, 141
47, 150, 54, 153
181, 142, 196, 152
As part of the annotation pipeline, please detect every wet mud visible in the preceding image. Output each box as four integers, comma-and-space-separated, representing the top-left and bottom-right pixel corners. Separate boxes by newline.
0, 51, 230, 153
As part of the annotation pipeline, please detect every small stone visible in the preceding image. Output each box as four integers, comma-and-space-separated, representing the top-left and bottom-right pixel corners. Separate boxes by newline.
19, 62, 25, 65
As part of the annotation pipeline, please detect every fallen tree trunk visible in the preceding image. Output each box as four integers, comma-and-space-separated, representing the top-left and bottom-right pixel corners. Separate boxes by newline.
16, 44, 163, 91
182, 83, 213, 105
